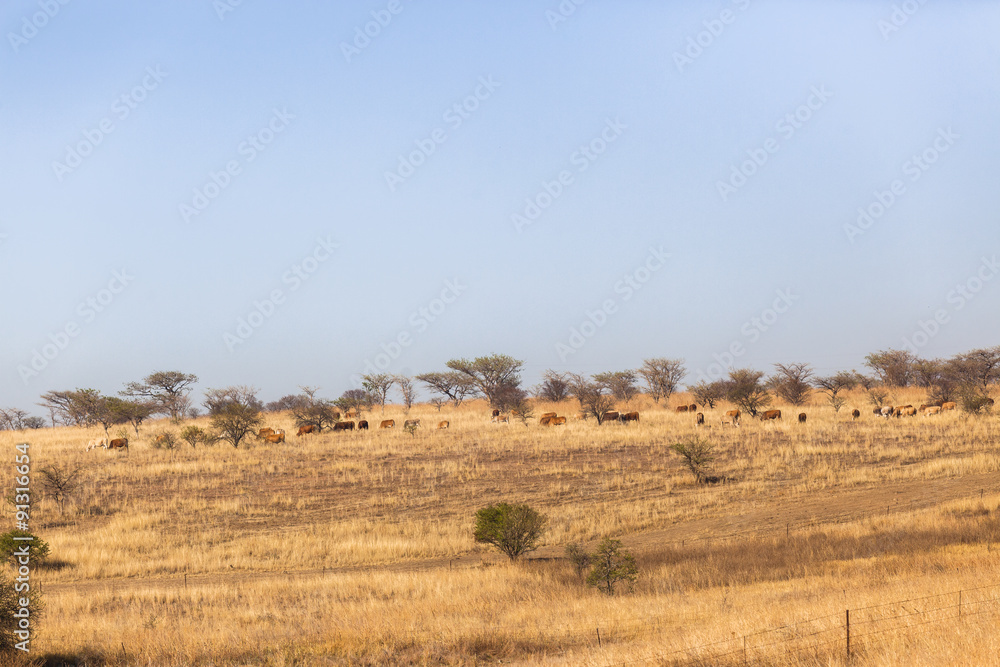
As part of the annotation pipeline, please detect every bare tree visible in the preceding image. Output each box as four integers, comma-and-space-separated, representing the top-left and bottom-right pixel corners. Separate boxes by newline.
361, 374, 395, 414
395, 375, 416, 413
594, 371, 639, 408
335, 389, 372, 417
121, 371, 198, 420
950, 347, 1000, 392
0, 409, 29, 431
813, 371, 858, 412
724, 368, 771, 418
416, 372, 478, 407
291, 386, 341, 431
37, 390, 79, 426
638, 358, 686, 405
567, 373, 616, 424
767, 363, 813, 406
205, 386, 263, 448
446, 354, 524, 410
864, 349, 916, 387
38, 463, 85, 516
106, 398, 154, 436
536, 370, 571, 403
690, 380, 727, 409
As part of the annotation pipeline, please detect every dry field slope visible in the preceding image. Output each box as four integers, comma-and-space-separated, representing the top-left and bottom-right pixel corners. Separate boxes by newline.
4, 390, 1000, 666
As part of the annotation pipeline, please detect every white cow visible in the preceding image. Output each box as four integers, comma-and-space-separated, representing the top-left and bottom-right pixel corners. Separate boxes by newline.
86, 438, 107, 451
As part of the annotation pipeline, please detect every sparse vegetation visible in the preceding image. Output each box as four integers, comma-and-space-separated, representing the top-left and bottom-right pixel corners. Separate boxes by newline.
473, 502, 547, 561
670, 438, 716, 484
586, 537, 638, 595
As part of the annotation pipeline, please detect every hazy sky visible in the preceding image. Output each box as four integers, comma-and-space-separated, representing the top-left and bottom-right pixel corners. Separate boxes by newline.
2, 1, 998, 413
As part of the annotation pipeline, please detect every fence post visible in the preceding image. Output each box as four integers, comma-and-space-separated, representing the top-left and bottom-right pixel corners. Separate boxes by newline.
846, 608, 851, 660
959, 590, 962, 618
596, 627, 602, 648
743, 635, 747, 666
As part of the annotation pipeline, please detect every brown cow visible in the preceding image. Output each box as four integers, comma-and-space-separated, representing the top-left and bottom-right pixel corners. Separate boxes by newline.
879, 406, 894, 418
403, 419, 420, 429
941, 401, 957, 411
256, 427, 275, 439
675, 405, 689, 413
760, 410, 781, 421
491, 409, 500, 418
539, 412, 557, 419
358, 420, 369, 430
619, 411, 639, 423
108, 438, 128, 451
437, 420, 449, 429
696, 412, 705, 425
265, 433, 285, 443
851, 409, 861, 420
379, 419, 395, 429
551, 416, 566, 426
873, 407, 882, 415
924, 406, 941, 416
689, 403, 697, 412
333, 421, 355, 431
602, 411, 619, 423
297, 424, 317, 436
494, 414, 510, 424
723, 409, 740, 426
539, 416, 554, 426
797, 412, 806, 423
893, 404, 914, 417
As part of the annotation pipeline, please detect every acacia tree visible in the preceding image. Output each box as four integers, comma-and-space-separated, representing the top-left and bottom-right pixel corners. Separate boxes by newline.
361, 374, 395, 414
205, 386, 263, 448
106, 397, 154, 436
594, 371, 640, 408
767, 363, 813, 406
0, 409, 28, 431
638, 358, 686, 405
37, 390, 80, 426
567, 373, 616, 424
864, 349, 916, 387
335, 389, 372, 417
395, 375, 416, 413
415, 372, 478, 407
291, 386, 341, 431
586, 538, 638, 596
536, 370, 571, 403
121, 371, 198, 420
950, 347, 1000, 393
725, 368, 771, 418
813, 371, 858, 412
690, 380, 727, 409
447, 354, 524, 410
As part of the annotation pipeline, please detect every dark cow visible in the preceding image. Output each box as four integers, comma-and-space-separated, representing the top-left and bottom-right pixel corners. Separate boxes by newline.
602, 411, 619, 423
873, 407, 883, 415
437, 420, 449, 429
723, 410, 740, 426
760, 410, 782, 421
108, 438, 128, 451
379, 419, 395, 429
297, 424, 317, 436
257, 427, 275, 439
689, 403, 697, 412
675, 405, 689, 413
851, 409, 861, 420
619, 411, 639, 423
333, 421, 355, 431
491, 409, 500, 418
696, 412, 705, 425
358, 420, 369, 430
551, 416, 566, 426
798, 412, 807, 423
539, 412, 557, 419
540, 416, 554, 426
265, 432, 285, 443
403, 419, 420, 429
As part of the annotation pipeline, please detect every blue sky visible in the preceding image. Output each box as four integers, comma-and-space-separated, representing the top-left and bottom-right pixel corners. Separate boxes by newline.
2, 1, 998, 412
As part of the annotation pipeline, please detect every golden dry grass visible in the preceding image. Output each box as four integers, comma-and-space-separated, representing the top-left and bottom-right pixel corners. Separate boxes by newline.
3, 389, 1000, 665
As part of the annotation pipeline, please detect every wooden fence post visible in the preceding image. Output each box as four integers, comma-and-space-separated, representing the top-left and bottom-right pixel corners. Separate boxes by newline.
596, 627, 602, 648
846, 608, 851, 660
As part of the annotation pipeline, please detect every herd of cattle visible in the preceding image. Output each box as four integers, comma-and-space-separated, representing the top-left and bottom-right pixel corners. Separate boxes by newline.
81, 397, 992, 452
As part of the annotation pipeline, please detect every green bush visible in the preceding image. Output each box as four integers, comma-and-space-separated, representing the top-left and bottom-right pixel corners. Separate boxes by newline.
586, 537, 637, 596
473, 503, 546, 562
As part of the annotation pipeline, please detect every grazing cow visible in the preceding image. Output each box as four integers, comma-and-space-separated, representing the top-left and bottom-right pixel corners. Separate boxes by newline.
941, 401, 957, 411
760, 410, 782, 421
873, 407, 882, 415
297, 424, 317, 436
879, 406, 894, 418
602, 411, 619, 423
924, 406, 941, 416
675, 405, 689, 413
918, 404, 939, 413
722, 410, 740, 426
851, 409, 861, 420
265, 432, 285, 443
358, 420, 369, 430
551, 416, 566, 426
620, 411, 640, 423
689, 403, 697, 412
437, 420, 449, 429
539, 416, 554, 426
108, 438, 128, 451
86, 438, 107, 451
404, 419, 420, 428
893, 405, 915, 417
491, 409, 500, 418
257, 427, 275, 439
333, 421, 355, 431
379, 419, 395, 429
798, 413, 807, 423
494, 414, 510, 424
900, 406, 917, 417
539, 412, 557, 419
696, 412, 705, 425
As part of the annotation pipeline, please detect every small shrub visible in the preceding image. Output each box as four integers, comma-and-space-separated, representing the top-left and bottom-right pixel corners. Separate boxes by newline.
586, 537, 638, 596
565, 542, 591, 581
150, 432, 178, 450
180, 425, 213, 448
670, 439, 716, 484
473, 503, 547, 562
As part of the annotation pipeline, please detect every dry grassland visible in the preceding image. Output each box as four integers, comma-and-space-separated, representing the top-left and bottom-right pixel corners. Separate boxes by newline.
3, 389, 1000, 665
